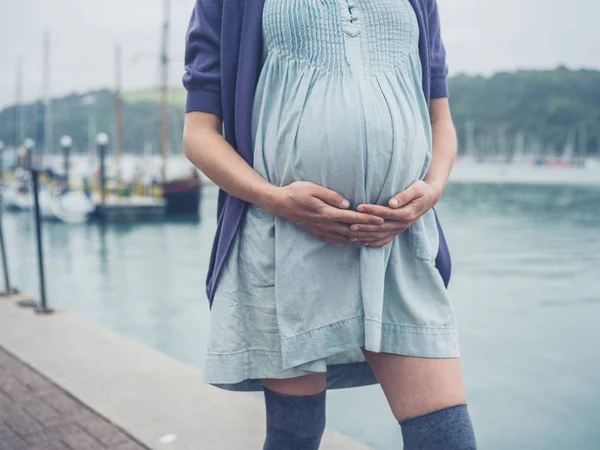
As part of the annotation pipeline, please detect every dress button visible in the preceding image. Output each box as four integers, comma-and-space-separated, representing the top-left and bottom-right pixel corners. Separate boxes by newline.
339, 0, 362, 37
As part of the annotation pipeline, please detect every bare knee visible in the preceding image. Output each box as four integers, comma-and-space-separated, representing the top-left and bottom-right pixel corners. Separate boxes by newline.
362, 349, 467, 422
262, 373, 326, 396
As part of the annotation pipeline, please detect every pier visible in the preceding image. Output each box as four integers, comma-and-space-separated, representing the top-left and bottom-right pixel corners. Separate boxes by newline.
0, 293, 369, 450
94, 197, 167, 222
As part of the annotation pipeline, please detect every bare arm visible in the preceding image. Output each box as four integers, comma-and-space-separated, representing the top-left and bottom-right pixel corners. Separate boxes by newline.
423, 97, 457, 201
183, 111, 278, 210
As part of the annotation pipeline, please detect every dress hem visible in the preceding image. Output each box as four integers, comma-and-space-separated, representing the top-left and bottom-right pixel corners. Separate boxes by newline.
204, 315, 460, 389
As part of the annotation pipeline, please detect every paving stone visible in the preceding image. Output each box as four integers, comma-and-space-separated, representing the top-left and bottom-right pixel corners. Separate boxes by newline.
28, 440, 73, 450
42, 409, 97, 429
42, 389, 84, 416
22, 422, 81, 445
0, 393, 13, 419
78, 415, 130, 446
0, 346, 149, 450
109, 441, 149, 450
21, 396, 63, 427
0, 424, 28, 450
62, 429, 107, 450
0, 355, 48, 392
2, 407, 44, 435
0, 376, 31, 402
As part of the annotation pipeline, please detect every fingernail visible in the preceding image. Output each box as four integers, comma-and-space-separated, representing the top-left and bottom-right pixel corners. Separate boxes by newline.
341, 199, 350, 208
351, 225, 359, 231
350, 238, 358, 242
390, 198, 399, 207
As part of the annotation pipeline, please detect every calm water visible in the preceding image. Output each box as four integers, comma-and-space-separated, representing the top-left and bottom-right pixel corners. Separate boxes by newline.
4, 175, 600, 449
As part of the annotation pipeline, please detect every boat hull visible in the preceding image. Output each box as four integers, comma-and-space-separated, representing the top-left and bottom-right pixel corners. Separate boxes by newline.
162, 180, 201, 216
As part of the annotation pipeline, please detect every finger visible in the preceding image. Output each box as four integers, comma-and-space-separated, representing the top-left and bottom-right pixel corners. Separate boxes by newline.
325, 208, 385, 226
388, 181, 426, 209
356, 204, 407, 221
326, 224, 395, 241
349, 222, 401, 233
321, 231, 351, 244
352, 231, 395, 242
299, 224, 348, 244
313, 186, 350, 209
324, 222, 357, 238
322, 235, 346, 244
362, 237, 394, 247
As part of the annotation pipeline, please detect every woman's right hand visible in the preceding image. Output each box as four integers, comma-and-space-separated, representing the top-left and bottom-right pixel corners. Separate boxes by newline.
263, 181, 384, 244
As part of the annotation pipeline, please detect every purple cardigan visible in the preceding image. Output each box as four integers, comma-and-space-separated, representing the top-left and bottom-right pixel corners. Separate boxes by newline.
184, 0, 452, 305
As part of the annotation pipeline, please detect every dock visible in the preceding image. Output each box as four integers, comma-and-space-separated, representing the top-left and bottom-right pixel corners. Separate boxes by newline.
0, 294, 370, 450
93, 197, 167, 222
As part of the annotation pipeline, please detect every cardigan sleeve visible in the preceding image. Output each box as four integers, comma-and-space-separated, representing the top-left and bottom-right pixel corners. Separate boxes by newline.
427, 0, 449, 99
182, 0, 223, 117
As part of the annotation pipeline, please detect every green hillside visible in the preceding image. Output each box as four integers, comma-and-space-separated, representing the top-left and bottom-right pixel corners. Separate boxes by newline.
0, 67, 598, 157
448, 66, 600, 158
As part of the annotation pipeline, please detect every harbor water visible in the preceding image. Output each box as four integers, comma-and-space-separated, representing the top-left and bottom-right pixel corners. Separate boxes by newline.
3, 164, 600, 449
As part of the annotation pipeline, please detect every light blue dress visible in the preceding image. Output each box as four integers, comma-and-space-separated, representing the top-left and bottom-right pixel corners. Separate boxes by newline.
204, 0, 459, 391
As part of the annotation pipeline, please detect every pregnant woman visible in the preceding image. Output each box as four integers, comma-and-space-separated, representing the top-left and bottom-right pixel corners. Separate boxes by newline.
183, 1, 476, 449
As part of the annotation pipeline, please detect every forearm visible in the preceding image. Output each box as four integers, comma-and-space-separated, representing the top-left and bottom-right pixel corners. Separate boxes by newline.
183, 112, 278, 211
423, 97, 457, 201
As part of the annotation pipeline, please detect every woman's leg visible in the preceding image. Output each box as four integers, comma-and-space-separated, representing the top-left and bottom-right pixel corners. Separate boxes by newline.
362, 350, 476, 449
262, 373, 327, 450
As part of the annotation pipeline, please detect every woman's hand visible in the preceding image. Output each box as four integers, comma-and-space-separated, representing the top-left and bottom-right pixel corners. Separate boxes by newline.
265, 181, 385, 244
349, 180, 442, 247
349, 98, 457, 247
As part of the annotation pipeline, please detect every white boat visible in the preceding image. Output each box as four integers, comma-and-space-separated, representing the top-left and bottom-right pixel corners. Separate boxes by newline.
3, 185, 33, 211
38, 189, 94, 224
3, 169, 33, 211
51, 191, 95, 224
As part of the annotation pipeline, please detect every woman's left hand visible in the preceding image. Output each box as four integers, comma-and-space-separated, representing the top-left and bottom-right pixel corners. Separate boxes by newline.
350, 180, 442, 247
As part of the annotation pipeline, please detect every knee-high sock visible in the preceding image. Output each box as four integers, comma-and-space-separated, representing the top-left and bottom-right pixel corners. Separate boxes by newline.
400, 404, 476, 450
263, 386, 326, 450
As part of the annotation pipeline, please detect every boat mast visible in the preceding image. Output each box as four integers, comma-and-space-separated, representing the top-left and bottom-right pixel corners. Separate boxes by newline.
114, 44, 123, 181
35, 32, 51, 168
159, 0, 170, 183
14, 56, 24, 149
578, 124, 587, 164
465, 120, 475, 159
43, 31, 52, 159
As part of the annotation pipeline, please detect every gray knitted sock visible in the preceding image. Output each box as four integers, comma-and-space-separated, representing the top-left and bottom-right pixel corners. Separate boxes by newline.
263, 386, 326, 450
400, 404, 476, 450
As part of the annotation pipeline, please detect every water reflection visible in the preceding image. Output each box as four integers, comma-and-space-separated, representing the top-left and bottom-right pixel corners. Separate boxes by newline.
3, 181, 600, 450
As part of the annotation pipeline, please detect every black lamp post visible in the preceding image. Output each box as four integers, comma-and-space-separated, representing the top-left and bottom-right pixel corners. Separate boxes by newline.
24, 138, 52, 314
60, 135, 73, 190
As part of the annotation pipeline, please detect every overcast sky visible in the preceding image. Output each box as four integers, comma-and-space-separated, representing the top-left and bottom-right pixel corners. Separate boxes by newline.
1, 0, 599, 108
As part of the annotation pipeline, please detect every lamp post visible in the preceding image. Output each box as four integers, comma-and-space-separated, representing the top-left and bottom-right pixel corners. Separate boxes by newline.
0, 140, 18, 296
23, 138, 35, 171
96, 133, 109, 209
60, 135, 73, 189
25, 139, 52, 314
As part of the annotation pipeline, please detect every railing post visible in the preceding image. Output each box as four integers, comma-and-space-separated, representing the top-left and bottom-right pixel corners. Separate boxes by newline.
0, 140, 19, 296
96, 133, 109, 210
60, 135, 73, 190
24, 138, 52, 314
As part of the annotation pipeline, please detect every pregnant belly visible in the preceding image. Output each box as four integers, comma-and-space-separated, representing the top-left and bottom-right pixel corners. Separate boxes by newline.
258, 82, 430, 206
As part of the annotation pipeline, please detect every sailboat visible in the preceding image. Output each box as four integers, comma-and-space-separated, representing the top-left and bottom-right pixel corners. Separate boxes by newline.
5, 38, 95, 223
4, 167, 33, 211
157, 0, 202, 215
